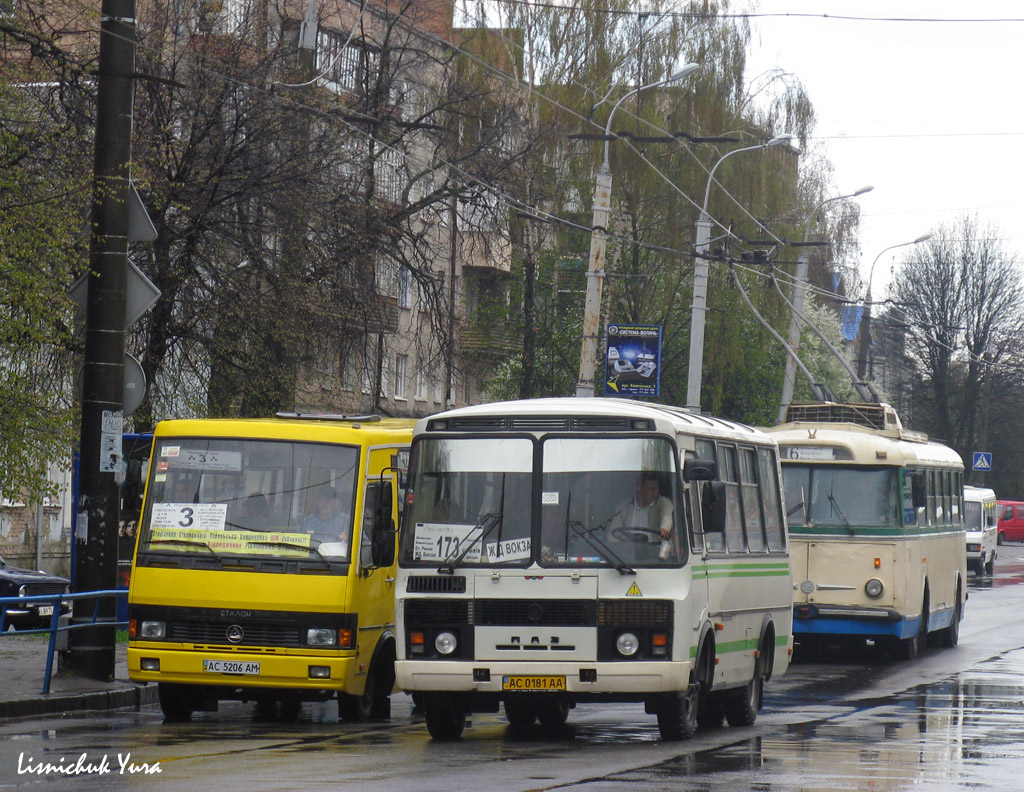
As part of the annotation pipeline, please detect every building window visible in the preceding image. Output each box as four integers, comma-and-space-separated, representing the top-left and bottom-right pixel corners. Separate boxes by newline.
414, 362, 427, 400
395, 354, 408, 400
398, 266, 412, 309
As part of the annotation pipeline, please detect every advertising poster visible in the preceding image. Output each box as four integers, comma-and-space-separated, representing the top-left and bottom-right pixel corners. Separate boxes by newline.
604, 324, 662, 397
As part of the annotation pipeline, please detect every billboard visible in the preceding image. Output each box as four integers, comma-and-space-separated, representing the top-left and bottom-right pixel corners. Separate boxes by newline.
604, 324, 661, 398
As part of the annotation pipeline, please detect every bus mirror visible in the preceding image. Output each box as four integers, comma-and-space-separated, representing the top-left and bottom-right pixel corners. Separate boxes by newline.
122, 459, 144, 515
370, 479, 396, 568
683, 457, 717, 482
702, 480, 727, 534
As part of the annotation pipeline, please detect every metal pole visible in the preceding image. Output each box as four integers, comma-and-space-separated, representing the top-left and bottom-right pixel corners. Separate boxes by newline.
69, 0, 135, 679
777, 249, 809, 418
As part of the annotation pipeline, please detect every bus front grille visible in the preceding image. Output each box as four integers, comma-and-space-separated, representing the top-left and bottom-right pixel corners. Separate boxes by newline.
476, 599, 597, 626
169, 622, 303, 647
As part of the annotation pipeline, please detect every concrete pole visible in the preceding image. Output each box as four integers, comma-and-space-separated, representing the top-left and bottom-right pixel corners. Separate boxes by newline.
777, 250, 809, 421
575, 165, 612, 398
685, 214, 712, 410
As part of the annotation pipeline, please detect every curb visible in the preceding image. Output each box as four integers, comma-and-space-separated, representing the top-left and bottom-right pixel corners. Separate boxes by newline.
0, 685, 159, 722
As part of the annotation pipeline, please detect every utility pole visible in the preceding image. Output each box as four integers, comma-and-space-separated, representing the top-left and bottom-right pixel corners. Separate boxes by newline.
69, 0, 136, 679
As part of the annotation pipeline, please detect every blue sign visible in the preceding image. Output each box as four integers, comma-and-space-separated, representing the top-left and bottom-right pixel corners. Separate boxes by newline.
972, 452, 992, 471
605, 324, 661, 398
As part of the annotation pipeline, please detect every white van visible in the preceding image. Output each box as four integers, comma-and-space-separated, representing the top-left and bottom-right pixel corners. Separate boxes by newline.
964, 486, 997, 576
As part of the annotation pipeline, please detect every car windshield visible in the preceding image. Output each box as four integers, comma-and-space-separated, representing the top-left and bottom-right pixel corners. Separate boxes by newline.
964, 501, 983, 531
783, 465, 898, 532
137, 437, 359, 567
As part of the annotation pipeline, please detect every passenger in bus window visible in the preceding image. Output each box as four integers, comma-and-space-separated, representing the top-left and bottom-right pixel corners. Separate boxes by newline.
239, 493, 270, 530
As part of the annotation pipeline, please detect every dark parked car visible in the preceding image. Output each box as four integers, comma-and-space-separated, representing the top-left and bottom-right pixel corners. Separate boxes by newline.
0, 555, 70, 630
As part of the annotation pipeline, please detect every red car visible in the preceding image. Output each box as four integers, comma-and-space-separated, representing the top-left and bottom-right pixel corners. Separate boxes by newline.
996, 500, 1024, 544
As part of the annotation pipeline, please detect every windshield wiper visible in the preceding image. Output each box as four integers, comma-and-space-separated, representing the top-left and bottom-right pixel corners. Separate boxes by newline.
245, 539, 333, 570
565, 519, 635, 575
147, 538, 223, 562
438, 512, 502, 575
827, 493, 855, 536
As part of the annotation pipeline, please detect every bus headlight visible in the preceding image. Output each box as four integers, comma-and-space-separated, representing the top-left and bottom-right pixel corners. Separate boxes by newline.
435, 631, 458, 655
306, 628, 337, 646
615, 632, 640, 657
864, 579, 884, 599
139, 620, 166, 639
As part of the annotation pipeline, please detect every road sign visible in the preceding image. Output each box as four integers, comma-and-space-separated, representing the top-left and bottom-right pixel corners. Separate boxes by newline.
973, 452, 992, 471
68, 258, 161, 327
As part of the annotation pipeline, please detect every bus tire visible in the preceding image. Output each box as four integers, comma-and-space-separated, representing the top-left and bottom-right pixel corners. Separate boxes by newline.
656, 683, 699, 741
936, 584, 961, 648
985, 555, 995, 576
158, 682, 199, 722
536, 699, 570, 727
423, 692, 466, 740
503, 697, 536, 727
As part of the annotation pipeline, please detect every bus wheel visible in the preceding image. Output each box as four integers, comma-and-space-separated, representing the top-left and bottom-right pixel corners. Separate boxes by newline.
985, 555, 996, 576
158, 682, 198, 722
892, 633, 918, 661
536, 699, 570, 727
656, 683, 699, 741
723, 657, 762, 728
503, 697, 536, 727
339, 665, 384, 722
423, 692, 466, 740
936, 587, 961, 648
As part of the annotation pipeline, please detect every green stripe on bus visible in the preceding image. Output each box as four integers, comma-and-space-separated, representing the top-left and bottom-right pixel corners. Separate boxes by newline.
689, 633, 790, 658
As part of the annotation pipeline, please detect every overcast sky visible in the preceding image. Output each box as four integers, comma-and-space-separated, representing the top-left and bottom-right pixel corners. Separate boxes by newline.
743, 0, 1024, 296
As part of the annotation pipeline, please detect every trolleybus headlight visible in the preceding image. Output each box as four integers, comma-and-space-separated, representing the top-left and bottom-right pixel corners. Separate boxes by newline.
139, 620, 166, 639
865, 578, 884, 598
306, 628, 338, 646
615, 632, 640, 657
435, 631, 458, 655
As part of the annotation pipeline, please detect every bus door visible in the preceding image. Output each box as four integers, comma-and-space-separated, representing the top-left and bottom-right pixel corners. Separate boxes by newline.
349, 447, 403, 687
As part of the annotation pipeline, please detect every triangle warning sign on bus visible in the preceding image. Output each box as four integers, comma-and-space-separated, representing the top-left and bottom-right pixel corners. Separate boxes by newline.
626, 582, 642, 597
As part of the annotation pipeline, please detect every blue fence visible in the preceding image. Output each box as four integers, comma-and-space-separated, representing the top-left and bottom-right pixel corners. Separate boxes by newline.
0, 589, 128, 694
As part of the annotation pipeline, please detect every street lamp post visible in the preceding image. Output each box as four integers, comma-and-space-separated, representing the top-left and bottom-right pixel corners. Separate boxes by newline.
777, 185, 873, 421
575, 64, 699, 398
685, 135, 793, 412
856, 234, 933, 381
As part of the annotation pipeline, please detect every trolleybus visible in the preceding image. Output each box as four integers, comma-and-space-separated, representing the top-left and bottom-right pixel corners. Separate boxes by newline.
394, 398, 793, 740
765, 402, 966, 660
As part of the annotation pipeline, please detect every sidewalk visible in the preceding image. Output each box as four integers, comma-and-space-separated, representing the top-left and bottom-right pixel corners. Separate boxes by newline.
0, 633, 158, 720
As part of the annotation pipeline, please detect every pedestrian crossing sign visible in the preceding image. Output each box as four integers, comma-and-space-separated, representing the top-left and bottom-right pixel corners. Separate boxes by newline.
973, 452, 992, 471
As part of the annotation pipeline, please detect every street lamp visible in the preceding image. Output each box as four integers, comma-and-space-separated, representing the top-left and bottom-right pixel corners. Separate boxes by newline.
685, 134, 794, 411
777, 185, 873, 421
856, 233, 933, 381
575, 63, 700, 398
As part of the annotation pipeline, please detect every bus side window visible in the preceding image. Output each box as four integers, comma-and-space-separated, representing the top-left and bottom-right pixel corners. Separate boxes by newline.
758, 447, 786, 551
683, 452, 703, 553
720, 445, 745, 553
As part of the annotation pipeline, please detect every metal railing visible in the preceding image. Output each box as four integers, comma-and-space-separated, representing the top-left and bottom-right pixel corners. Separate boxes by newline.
0, 589, 128, 693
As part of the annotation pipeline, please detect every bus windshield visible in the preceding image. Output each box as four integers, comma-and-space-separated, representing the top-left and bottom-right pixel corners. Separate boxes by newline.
783, 465, 898, 532
138, 437, 359, 566
964, 501, 983, 530
399, 434, 682, 568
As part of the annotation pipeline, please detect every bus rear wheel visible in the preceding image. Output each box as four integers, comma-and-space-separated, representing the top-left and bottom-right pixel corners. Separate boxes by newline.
723, 656, 763, 728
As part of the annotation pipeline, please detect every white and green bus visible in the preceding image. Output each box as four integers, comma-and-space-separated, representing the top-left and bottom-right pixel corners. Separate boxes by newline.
765, 402, 966, 660
395, 398, 793, 740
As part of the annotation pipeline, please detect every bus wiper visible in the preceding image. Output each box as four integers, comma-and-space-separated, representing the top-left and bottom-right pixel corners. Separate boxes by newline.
827, 493, 855, 536
147, 538, 223, 562
566, 519, 635, 575
246, 539, 332, 570
438, 512, 501, 575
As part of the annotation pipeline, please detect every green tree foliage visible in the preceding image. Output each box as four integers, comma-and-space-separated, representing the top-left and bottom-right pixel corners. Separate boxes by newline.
0, 78, 84, 500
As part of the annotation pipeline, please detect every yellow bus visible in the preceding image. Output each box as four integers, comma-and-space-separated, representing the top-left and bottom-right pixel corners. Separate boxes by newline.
127, 413, 413, 721
395, 398, 792, 740
765, 402, 966, 660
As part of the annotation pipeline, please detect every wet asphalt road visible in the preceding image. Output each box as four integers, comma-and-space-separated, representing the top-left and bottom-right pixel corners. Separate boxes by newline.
3, 546, 1024, 792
